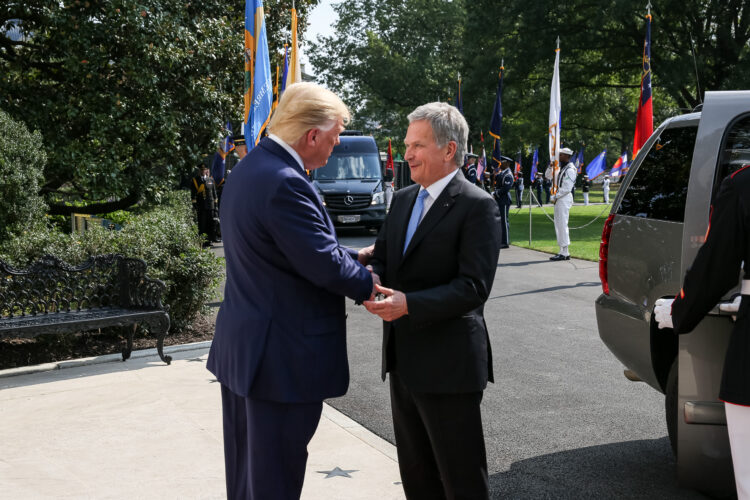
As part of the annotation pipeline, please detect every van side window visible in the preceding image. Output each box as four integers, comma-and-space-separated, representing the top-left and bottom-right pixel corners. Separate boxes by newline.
617, 124, 697, 222
715, 114, 750, 193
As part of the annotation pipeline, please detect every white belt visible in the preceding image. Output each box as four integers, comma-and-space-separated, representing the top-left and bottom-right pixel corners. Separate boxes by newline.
743, 279, 750, 295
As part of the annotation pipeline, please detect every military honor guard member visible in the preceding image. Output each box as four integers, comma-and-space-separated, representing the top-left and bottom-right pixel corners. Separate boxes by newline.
548, 147, 576, 261
494, 156, 514, 249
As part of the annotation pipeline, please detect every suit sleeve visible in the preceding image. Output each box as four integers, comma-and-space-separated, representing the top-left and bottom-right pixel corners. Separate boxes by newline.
672, 176, 745, 334
406, 195, 502, 325
265, 174, 373, 304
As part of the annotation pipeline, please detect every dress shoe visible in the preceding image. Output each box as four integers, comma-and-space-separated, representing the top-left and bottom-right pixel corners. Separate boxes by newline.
500, 244, 510, 249
549, 254, 570, 261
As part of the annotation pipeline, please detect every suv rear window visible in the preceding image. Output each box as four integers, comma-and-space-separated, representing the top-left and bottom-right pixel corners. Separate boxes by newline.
715, 114, 750, 192
617, 124, 698, 222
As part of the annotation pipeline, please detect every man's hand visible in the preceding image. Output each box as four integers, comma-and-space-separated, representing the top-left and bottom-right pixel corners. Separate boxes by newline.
367, 267, 382, 300
363, 284, 408, 321
654, 298, 675, 329
719, 295, 741, 321
358, 244, 375, 266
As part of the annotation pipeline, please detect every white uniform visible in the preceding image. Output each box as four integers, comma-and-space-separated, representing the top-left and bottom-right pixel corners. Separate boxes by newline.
602, 177, 611, 203
552, 162, 576, 256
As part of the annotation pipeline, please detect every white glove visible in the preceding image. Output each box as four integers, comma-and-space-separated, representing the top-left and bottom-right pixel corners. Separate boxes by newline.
654, 298, 674, 329
550, 194, 557, 203
719, 295, 741, 321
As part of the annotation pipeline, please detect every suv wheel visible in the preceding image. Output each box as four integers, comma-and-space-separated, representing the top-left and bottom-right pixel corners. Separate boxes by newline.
665, 358, 678, 457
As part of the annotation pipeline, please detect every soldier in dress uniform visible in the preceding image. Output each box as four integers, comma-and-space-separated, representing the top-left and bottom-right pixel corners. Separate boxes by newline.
581, 174, 591, 205
548, 148, 576, 261
654, 164, 749, 500
531, 172, 544, 207
462, 153, 478, 185
542, 172, 552, 204
493, 156, 514, 249
191, 164, 218, 246
514, 174, 524, 208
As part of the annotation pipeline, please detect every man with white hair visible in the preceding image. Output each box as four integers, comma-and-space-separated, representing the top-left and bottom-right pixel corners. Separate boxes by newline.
364, 102, 502, 499
549, 147, 577, 261
207, 82, 377, 499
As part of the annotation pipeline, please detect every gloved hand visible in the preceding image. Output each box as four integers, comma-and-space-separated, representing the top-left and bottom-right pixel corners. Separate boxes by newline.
550, 194, 557, 204
654, 298, 675, 329
719, 295, 741, 321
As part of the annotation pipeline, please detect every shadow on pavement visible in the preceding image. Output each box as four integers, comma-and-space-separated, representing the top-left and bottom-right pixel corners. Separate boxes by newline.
489, 437, 709, 499
489, 282, 600, 300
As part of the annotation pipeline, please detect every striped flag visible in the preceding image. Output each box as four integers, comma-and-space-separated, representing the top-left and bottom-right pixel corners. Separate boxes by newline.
610, 150, 628, 177
633, 12, 653, 159
244, 0, 273, 146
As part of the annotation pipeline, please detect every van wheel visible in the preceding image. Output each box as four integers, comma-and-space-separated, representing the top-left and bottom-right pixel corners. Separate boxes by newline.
665, 358, 678, 457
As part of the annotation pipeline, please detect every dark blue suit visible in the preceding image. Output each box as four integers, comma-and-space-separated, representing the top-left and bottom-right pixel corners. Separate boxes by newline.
207, 137, 372, 499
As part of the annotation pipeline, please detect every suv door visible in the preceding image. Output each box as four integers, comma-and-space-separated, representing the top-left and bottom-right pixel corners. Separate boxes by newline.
598, 117, 698, 391
676, 91, 750, 496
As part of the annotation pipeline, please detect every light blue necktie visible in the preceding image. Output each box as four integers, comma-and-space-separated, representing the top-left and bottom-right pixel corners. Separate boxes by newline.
403, 189, 429, 254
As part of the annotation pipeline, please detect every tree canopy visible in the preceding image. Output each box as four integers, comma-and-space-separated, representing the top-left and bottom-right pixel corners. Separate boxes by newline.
0, 0, 317, 214
312, 0, 750, 166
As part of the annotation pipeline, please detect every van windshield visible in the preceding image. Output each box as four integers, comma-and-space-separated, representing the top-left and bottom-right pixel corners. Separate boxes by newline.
313, 153, 382, 180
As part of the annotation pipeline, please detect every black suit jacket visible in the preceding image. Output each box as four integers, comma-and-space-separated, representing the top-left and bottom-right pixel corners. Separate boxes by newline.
370, 172, 502, 394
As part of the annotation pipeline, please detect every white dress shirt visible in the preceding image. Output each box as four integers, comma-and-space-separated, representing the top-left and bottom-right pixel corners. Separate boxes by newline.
268, 134, 305, 171
417, 168, 461, 223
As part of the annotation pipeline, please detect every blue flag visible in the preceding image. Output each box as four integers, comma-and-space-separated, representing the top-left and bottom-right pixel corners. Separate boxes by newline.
531, 148, 539, 179
586, 149, 608, 180
244, 0, 273, 147
489, 66, 504, 148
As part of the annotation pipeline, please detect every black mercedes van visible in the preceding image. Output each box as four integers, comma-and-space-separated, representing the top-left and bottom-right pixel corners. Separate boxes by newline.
310, 132, 386, 231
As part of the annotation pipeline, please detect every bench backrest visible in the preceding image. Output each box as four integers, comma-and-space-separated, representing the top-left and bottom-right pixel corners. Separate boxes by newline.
0, 254, 166, 319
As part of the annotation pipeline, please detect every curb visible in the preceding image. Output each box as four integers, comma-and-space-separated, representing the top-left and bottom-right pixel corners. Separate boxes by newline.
0, 340, 212, 379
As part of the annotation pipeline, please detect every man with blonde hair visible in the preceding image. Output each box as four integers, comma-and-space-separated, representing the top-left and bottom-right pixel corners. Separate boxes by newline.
207, 82, 377, 500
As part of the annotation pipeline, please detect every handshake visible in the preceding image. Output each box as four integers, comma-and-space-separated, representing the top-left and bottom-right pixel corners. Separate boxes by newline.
356, 244, 409, 322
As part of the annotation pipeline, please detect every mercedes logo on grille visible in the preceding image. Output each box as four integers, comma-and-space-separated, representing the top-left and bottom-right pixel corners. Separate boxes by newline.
344, 195, 354, 206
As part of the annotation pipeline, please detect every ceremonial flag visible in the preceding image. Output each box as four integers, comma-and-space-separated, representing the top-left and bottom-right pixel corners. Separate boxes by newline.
632, 12, 653, 159
574, 147, 584, 173
477, 146, 487, 181
531, 148, 539, 179
610, 150, 628, 177
213, 122, 234, 185
244, 0, 273, 146
549, 39, 561, 194
455, 75, 463, 115
281, 44, 289, 91
386, 139, 394, 177
585, 149, 608, 180
272, 64, 280, 111
514, 152, 522, 176
220, 121, 235, 157
289, 5, 302, 86
489, 65, 504, 166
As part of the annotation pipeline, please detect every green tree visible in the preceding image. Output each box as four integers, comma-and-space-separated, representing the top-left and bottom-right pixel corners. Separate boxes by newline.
0, 0, 317, 215
0, 109, 48, 240
311, 0, 750, 165
309, 0, 466, 153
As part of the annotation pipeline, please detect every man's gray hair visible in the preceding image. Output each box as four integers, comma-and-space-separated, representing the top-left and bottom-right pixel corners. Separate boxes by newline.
407, 102, 468, 167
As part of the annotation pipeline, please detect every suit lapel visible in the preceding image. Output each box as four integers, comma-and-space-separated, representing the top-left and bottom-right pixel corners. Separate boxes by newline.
401, 173, 464, 261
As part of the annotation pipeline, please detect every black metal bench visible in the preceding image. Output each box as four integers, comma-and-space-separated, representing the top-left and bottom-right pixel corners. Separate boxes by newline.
0, 254, 172, 365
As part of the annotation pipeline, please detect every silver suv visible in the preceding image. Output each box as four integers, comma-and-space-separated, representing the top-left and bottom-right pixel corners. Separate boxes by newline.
595, 91, 750, 497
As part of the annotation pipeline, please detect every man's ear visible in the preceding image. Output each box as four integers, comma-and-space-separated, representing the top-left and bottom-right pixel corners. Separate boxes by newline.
305, 128, 318, 147
444, 141, 457, 163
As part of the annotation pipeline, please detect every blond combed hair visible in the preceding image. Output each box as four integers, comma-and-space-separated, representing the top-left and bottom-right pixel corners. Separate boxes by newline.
268, 82, 351, 145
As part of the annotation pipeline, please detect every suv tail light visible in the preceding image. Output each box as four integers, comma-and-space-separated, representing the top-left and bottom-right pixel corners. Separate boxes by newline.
599, 214, 616, 295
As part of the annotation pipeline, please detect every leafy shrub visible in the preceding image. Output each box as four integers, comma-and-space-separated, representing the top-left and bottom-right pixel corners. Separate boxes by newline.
0, 109, 48, 240
0, 191, 223, 332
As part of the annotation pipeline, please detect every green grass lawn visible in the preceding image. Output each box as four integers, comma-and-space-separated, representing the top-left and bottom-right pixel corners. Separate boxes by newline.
506, 203, 612, 261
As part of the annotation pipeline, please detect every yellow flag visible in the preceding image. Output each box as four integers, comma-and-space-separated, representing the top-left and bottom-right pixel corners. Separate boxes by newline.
289, 7, 302, 85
